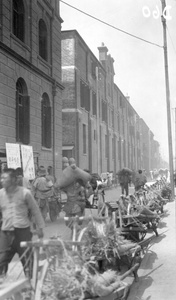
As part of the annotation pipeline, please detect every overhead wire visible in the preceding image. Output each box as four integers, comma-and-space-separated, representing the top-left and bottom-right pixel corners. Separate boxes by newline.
60, 0, 163, 49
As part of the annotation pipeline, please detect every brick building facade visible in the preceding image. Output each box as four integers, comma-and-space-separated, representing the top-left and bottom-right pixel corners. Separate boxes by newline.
61, 30, 160, 176
0, 0, 64, 177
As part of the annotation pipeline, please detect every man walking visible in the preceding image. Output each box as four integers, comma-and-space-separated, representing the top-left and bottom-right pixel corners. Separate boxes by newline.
134, 169, 147, 191
0, 168, 45, 280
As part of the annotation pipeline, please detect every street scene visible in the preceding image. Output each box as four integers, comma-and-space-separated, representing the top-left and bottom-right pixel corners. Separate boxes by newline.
0, 0, 176, 300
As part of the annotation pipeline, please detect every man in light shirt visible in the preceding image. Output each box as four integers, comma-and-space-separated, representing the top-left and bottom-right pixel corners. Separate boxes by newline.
0, 168, 45, 279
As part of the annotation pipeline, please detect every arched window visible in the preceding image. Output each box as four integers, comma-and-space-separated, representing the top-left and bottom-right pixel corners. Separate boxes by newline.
41, 93, 51, 148
13, 0, 25, 42
39, 19, 48, 61
16, 78, 30, 144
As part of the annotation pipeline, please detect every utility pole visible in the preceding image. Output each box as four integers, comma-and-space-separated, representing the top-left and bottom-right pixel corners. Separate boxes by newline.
175, 108, 176, 172
96, 67, 100, 174
161, 0, 175, 198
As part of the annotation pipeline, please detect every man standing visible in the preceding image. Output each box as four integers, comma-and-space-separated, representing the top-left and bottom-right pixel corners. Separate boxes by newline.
118, 172, 131, 196
32, 166, 54, 220
0, 168, 45, 280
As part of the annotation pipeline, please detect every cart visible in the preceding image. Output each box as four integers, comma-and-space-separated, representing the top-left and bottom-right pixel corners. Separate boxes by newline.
0, 216, 140, 300
105, 201, 159, 242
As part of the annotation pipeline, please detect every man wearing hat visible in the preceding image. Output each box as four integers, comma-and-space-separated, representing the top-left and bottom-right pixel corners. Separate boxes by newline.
32, 166, 54, 220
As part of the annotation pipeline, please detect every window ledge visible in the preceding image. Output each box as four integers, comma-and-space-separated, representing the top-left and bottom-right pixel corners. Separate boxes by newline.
41, 147, 52, 152
10, 33, 30, 51
37, 55, 52, 68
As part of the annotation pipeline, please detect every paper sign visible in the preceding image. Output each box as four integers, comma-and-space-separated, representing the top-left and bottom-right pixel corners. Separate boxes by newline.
21, 145, 35, 180
6, 143, 21, 168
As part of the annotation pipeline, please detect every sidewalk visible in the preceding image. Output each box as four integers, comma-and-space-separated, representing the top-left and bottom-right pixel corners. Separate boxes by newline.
127, 199, 176, 300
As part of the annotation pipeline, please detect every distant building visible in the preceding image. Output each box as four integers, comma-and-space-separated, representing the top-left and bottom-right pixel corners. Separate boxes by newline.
61, 30, 160, 175
0, 0, 64, 177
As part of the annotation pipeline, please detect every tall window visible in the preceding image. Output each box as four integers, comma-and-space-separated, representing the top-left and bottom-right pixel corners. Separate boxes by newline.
83, 124, 86, 154
105, 135, 108, 158
112, 137, 114, 159
92, 92, 97, 116
102, 101, 107, 123
13, 0, 25, 42
41, 93, 51, 148
80, 80, 90, 112
39, 19, 48, 61
16, 78, 30, 144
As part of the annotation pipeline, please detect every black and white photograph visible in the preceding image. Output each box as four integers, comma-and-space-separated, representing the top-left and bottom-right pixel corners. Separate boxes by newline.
0, 1, 176, 299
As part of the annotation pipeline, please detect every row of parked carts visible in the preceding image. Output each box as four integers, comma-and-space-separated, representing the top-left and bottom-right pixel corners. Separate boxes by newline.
0, 176, 171, 300
105, 177, 171, 241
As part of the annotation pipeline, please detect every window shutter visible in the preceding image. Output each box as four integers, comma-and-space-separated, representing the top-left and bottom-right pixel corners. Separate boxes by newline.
45, 106, 51, 148
16, 91, 19, 141
85, 85, 90, 112
23, 95, 30, 144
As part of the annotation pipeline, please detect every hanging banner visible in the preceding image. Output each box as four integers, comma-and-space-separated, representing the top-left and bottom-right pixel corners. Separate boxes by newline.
6, 143, 21, 169
21, 145, 35, 180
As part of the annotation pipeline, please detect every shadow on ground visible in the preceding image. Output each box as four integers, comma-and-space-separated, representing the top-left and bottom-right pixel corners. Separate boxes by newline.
150, 232, 167, 244
127, 275, 153, 300
127, 263, 163, 300
158, 221, 167, 228
140, 250, 158, 270
161, 210, 170, 218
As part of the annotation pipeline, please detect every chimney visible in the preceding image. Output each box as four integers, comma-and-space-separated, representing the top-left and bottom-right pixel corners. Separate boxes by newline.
98, 42, 108, 62
126, 95, 130, 102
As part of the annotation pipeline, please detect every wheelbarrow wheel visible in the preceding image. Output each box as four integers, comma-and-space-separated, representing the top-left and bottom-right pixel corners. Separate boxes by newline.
138, 231, 146, 241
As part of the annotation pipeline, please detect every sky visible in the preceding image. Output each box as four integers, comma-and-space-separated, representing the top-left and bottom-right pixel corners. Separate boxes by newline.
60, 0, 176, 163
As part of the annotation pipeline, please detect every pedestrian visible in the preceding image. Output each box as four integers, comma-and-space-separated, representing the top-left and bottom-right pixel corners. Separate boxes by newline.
134, 169, 147, 192
47, 166, 56, 184
63, 178, 86, 218
62, 157, 69, 169
15, 167, 31, 190
118, 172, 131, 196
0, 168, 45, 281
32, 166, 54, 220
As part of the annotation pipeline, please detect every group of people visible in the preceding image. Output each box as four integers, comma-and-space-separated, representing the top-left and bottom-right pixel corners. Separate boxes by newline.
119, 169, 147, 196
1, 161, 148, 281
0, 162, 98, 281
0, 164, 62, 281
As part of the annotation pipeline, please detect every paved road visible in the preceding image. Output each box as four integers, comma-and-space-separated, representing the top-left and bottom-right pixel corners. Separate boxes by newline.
127, 199, 176, 300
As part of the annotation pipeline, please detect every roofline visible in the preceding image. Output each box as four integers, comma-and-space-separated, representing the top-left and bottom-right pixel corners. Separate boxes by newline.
61, 29, 106, 73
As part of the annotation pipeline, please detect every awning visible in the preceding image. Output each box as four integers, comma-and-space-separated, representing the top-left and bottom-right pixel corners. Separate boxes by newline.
62, 146, 74, 151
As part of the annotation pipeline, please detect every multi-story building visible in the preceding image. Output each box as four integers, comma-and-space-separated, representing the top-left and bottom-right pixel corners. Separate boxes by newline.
62, 30, 105, 172
61, 30, 161, 176
0, 0, 64, 177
